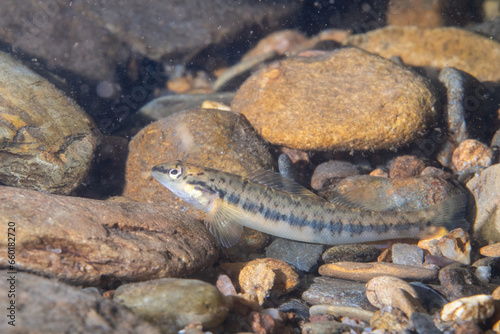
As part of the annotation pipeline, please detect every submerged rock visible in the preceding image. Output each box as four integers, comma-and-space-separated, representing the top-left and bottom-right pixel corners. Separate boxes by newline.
302, 277, 376, 311
232, 47, 438, 151
440, 294, 494, 323
0, 271, 161, 334
265, 238, 324, 272
438, 265, 490, 300
0, 52, 100, 194
124, 108, 274, 221
0, 0, 300, 81
346, 26, 500, 83
0, 186, 218, 286
466, 164, 500, 243
452, 139, 494, 172
319, 175, 464, 211
114, 278, 229, 333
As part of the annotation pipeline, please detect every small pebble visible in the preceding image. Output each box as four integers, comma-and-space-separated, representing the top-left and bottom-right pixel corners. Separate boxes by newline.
472, 256, 500, 275
410, 282, 449, 313
277, 153, 296, 181
318, 262, 437, 282
322, 244, 381, 263
278, 299, 310, 319
424, 254, 457, 268
369, 309, 409, 333
309, 305, 374, 322
492, 128, 500, 147
493, 286, 500, 300
474, 266, 491, 284
216, 274, 237, 296
480, 243, 500, 257
301, 320, 362, 334
239, 258, 299, 305
411, 312, 442, 334
441, 294, 495, 322
366, 276, 425, 317
310, 160, 360, 190
451, 321, 484, 334
418, 228, 471, 265
467, 163, 500, 244
391, 243, 424, 267
438, 265, 491, 300
389, 155, 426, 178
200, 100, 231, 111
420, 166, 452, 178
369, 168, 388, 177
452, 139, 493, 172
248, 311, 288, 334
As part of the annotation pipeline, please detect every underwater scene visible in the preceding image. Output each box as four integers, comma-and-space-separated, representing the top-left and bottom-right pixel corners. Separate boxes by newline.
1, 0, 500, 333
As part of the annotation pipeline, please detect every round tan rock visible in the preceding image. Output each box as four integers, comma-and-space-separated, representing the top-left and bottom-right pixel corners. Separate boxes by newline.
366, 276, 424, 316
0, 185, 218, 286
231, 47, 438, 151
0, 51, 100, 194
124, 107, 274, 221
239, 258, 299, 305
114, 278, 229, 332
452, 139, 493, 172
441, 295, 494, 323
346, 26, 500, 83
318, 262, 437, 282
480, 243, 500, 258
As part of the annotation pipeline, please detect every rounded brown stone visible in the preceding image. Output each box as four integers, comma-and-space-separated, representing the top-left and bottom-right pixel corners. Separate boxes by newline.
123, 107, 274, 221
480, 243, 500, 258
114, 278, 229, 332
452, 139, 493, 172
0, 52, 100, 194
346, 26, 500, 83
389, 155, 426, 178
318, 262, 437, 282
239, 258, 299, 305
231, 47, 438, 151
365, 276, 424, 316
0, 185, 218, 286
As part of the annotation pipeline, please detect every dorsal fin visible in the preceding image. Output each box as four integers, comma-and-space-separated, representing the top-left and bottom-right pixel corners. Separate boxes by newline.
245, 169, 323, 200
329, 186, 390, 211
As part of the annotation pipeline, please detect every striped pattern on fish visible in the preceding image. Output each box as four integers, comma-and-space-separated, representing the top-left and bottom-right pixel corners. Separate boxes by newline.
152, 160, 468, 247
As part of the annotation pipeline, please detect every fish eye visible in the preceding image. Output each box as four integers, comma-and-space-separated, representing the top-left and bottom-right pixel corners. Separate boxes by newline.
169, 167, 183, 179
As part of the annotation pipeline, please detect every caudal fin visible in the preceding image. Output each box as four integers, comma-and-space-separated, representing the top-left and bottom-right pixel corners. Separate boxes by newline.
429, 193, 469, 232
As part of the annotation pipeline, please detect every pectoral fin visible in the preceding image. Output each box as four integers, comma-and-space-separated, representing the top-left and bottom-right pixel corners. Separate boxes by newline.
205, 199, 244, 248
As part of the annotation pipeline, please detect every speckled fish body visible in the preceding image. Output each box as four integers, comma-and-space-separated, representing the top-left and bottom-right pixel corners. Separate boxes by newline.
152, 160, 468, 247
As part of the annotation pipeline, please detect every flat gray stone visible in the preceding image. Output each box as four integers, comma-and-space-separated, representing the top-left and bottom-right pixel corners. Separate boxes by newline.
392, 243, 424, 267
302, 277, 376, 311
266, 238, 324, 272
